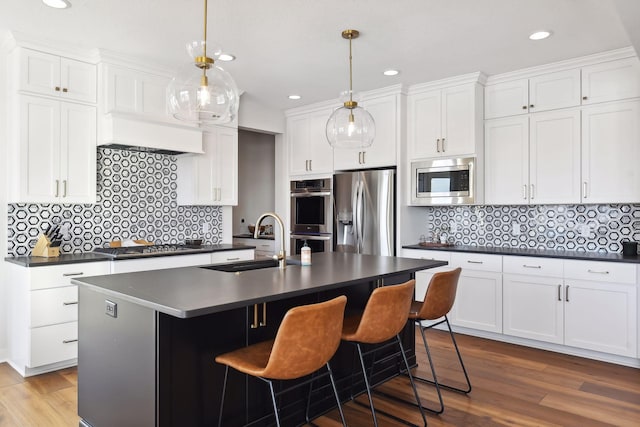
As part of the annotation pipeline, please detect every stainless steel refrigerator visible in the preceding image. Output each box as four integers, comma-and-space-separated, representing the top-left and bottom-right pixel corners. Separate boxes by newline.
333, 169, 395, 256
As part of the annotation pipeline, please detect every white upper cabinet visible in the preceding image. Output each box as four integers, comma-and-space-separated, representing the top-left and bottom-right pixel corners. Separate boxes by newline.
408, 82, 483, 160
16, 48, 97, 104
484, 116, 529, 205
11, 95, 97, 203
581, 99, 640, 203
485, 69, 580, 119
485, 109, 581, 205
102, 64, 170, 118
333, 94, 398, 170
177, 126, 237, 206
287, 108, 334, 176
581, 57, 640, 105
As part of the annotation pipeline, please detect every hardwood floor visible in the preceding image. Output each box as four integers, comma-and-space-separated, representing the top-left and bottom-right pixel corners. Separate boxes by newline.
0, 328, 638, 426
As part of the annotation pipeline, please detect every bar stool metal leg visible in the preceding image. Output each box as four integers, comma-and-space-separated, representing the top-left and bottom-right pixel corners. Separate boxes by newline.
327, 362, 347, 426
356, 343, 379, 427
267, 379, 281, 427
218, 365, 229, 427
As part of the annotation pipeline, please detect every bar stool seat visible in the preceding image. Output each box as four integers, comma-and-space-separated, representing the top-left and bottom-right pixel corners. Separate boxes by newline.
215, 296, 348, 427
341, 279, 427, 427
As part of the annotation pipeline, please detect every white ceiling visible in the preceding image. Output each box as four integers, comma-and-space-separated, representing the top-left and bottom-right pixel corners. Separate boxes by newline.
1, 0, 638, 113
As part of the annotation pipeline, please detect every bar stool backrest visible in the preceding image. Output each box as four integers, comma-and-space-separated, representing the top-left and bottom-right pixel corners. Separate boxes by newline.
416, 268, 462, 320
348, 279, 415, 344
261, 295, 347, 380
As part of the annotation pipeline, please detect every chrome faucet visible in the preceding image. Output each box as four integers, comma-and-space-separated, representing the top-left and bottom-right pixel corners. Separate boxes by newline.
254, 212, 286, 269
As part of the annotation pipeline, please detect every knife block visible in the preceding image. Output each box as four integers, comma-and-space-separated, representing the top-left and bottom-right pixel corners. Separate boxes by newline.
32, 234, 60, 258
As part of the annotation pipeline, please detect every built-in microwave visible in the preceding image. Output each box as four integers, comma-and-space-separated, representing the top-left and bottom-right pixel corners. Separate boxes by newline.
411, 157, 477, 205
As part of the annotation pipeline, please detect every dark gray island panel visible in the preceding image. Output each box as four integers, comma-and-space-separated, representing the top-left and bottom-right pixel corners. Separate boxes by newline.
75, 253, 446, 427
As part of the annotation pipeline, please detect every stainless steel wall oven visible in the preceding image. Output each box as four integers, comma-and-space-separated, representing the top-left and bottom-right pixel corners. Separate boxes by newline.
290, 179, 332, 254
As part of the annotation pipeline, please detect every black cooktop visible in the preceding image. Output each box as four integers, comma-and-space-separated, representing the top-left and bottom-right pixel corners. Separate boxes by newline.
93, 244, 209, 259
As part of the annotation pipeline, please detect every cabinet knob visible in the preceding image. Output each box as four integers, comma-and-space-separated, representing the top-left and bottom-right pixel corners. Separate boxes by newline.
522, 105, 527, 110
529, 104, 534, 108
582, 96, 588, 100
62, 88, 68, 93
55, 86, 61, 92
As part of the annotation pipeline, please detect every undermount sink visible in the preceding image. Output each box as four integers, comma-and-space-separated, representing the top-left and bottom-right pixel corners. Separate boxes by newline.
202, 258, 301, 273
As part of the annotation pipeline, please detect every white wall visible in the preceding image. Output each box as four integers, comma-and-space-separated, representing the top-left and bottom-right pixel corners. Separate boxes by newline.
238, 93, 285, 135
0, 41, 10, 361
233, 130, 276, 234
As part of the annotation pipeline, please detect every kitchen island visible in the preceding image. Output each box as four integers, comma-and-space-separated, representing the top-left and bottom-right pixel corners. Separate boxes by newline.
74, 252, 446, 427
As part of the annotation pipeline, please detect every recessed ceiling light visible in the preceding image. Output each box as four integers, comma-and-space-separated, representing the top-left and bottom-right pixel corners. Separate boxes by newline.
529, 31, 551, 41
42, 0, 71, 9
288, 95, 301, 100
383, 69, 399, 76
217, 53, 236, 62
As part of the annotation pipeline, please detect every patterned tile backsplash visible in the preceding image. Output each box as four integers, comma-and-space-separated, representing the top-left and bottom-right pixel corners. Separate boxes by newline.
427, 204, 640, 253
7, 148, 222, 256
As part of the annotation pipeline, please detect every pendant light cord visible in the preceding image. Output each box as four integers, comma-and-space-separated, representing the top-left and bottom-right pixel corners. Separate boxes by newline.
348, 36, 353, 103
203, 0, 208, 58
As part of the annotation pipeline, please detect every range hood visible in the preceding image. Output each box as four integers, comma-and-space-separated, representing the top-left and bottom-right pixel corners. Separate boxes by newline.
99, 113, 204, 155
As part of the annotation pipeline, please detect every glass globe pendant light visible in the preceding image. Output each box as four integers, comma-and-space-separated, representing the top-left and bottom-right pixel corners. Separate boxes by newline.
167, 0, 239, 126
326, 29, 375, 149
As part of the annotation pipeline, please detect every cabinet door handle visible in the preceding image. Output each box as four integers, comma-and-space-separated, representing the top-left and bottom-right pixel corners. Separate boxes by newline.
63, 180, 67, 197
55, 86, 61, 92
565, 285, 569, 303
522, 105, 527, 110
63, 272, 84, 277
63, 301, 79, 306
361, 151, 365, 164
436, 138, 441, 153
466, 260, 483, 264
529, 104, 534, 108
260, 302, 267, 327
441, 137, 445, 152
522, 185, 527, 199
587, 269, 609, 275
251, 304, 259, 329
226, 257, 241, 261
55, 180, 60, 197
62, 339, 78, 344
62, 88, 68, 93
308, 159, 312, 171
523, 265, 541, 269
557, 284, 562, 301
530, 184, 535, 199
582, 182, 588, 198
582, 96, 588, 101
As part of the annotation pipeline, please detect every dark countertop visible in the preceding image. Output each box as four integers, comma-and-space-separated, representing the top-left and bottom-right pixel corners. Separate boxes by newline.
232, 234, 275, 240
4, 244, 256, 267
402, 244, 640, 264
73, 252, 447, 319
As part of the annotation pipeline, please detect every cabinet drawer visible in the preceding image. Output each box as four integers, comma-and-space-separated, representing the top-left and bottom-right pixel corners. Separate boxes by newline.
564, 260, 636, 284
503, 256, 563, 277
29, 322, 77, 368
450, 252, 502, 272
31, 286, 78, 327
210, 250, 254, 265
29, 262, 109, 290
254, 241, 275, 253
402, 249, 451, 263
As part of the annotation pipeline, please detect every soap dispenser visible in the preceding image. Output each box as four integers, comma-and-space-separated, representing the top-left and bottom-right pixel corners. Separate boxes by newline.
301, 241, 311, 266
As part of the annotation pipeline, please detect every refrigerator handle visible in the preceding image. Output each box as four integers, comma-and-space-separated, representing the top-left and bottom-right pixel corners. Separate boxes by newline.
356, 178, 364, 253
351, 178, 359, 243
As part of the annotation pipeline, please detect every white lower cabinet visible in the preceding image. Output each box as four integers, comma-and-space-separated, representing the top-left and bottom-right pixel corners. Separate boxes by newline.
449, 253, 503, 333
563, 261, 637, 357
503, 257, 637, 358
7, 261, 110, 376
210, 249, 255, 264
404, 250, 639, 362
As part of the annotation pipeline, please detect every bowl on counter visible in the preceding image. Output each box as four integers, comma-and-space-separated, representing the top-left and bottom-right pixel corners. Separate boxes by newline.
247, 225, 266, 234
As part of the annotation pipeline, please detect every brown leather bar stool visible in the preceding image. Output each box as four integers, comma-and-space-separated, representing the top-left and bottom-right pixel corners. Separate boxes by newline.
341, 279, 427, 427
215, 296, 348, 427
409, 267, 471, 414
